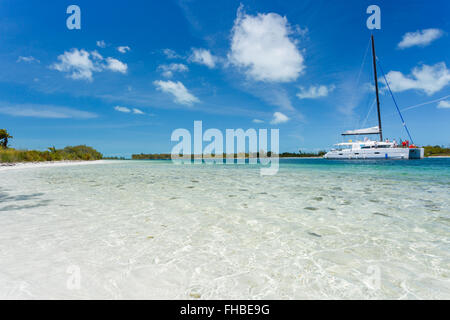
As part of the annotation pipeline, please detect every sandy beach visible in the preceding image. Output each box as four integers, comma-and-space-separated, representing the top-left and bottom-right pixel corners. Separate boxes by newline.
0, 160, 109, 171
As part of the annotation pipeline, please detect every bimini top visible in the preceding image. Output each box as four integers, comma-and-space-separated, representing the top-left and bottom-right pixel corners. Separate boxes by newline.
342, 126, 380, 136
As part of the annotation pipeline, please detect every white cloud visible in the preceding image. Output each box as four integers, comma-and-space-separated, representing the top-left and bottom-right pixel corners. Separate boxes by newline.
96, 40, 106, 48
163, 48, 181, 59
189, 48, 217, 68
297, 85, 335, 99
270, 112, 289, 124
52, 49, 128, 80
158, 63, 189, 78
398, 28, 444, 49
117, 46, 131, 53
114, 106, 145, 114
114, 106, 131, 113
0, 103, 97, 119
17, 56, 40, 64
153, 80, 199, 105
132, 108, 145, 114
105, 57, 128, 74
437, 100, 450, 109
252, 119, 264, 123
228, 6, 305, 82
382, 62, 450, 95
52, 49, 99, 81
90, 50, 103, 60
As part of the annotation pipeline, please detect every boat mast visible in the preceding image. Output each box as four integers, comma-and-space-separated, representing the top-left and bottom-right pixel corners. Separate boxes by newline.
371, 35, 383, 141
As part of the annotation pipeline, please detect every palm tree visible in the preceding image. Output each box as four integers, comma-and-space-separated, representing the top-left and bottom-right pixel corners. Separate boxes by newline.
0, 129, 13, 149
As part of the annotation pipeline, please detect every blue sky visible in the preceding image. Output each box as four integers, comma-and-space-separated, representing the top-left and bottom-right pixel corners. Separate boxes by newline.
0, 0, 449, 156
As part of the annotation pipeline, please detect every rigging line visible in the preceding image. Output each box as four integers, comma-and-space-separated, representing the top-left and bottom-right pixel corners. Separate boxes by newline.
355, 37, 372, 89
351, 37, 372, 130
376, 58, 415, 144
361, 97, 377, 129
401, 94, 450, 112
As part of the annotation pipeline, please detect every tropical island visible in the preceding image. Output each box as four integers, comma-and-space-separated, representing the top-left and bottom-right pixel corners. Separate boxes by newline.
1, 129, 449, 163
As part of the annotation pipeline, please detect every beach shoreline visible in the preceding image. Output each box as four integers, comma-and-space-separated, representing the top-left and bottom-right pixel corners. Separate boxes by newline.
0, 160, 108, 171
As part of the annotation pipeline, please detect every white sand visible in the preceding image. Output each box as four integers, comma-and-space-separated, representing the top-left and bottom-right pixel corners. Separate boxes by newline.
0, 160, 109, 171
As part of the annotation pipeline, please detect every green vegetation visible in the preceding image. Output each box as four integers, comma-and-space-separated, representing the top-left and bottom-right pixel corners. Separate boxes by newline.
132, 153, 172, 160
0, 129, 102, 163
0, 145, 103, 163
424, 145, 450, 157
132, 150, 327, 160
0, 129, 13, 149
280, 150, 327, 158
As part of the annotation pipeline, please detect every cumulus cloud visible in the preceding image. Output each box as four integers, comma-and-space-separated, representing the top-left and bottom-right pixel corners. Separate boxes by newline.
189, 48, 217, 68
270, 112, 289, 124
105, 57, 128, 74
158, 63, 189, 78
252, 119, 264, 123
117, 46, 131, 53
228, 6, 305, 82
0, 103, 97, 119
96, 40, 107, 48
381, 62, 450, 95
153, 80, 199, 105
297, 85, 335, 99
437, 100, 450, 109
17, 56, 40, 64
52, 49, 99, 81
398, 29, 444, 49
51, 49, 128, 81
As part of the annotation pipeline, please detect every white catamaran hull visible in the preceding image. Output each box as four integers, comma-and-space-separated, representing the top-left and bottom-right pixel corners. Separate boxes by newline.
324, 148, 424, 160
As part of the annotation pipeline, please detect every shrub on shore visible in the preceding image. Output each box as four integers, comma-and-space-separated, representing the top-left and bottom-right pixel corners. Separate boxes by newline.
0, 145, 103, 163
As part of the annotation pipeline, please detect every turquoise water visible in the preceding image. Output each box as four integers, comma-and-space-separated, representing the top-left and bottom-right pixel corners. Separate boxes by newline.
0, 159, 449, 299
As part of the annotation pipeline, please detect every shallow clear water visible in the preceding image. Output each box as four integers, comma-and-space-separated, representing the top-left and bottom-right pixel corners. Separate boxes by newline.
0, 159, 449, 299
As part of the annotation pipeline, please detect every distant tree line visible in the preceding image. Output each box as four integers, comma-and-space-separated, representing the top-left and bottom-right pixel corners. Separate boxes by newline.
423, 145, 450, 157
131, 150, 327, 160
103, 156, 127, 160
132, 153, 174, 160
279, 150, 327, 157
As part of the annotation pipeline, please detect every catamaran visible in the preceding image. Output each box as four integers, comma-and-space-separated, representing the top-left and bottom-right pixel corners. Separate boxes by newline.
324, 36, 424, 160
